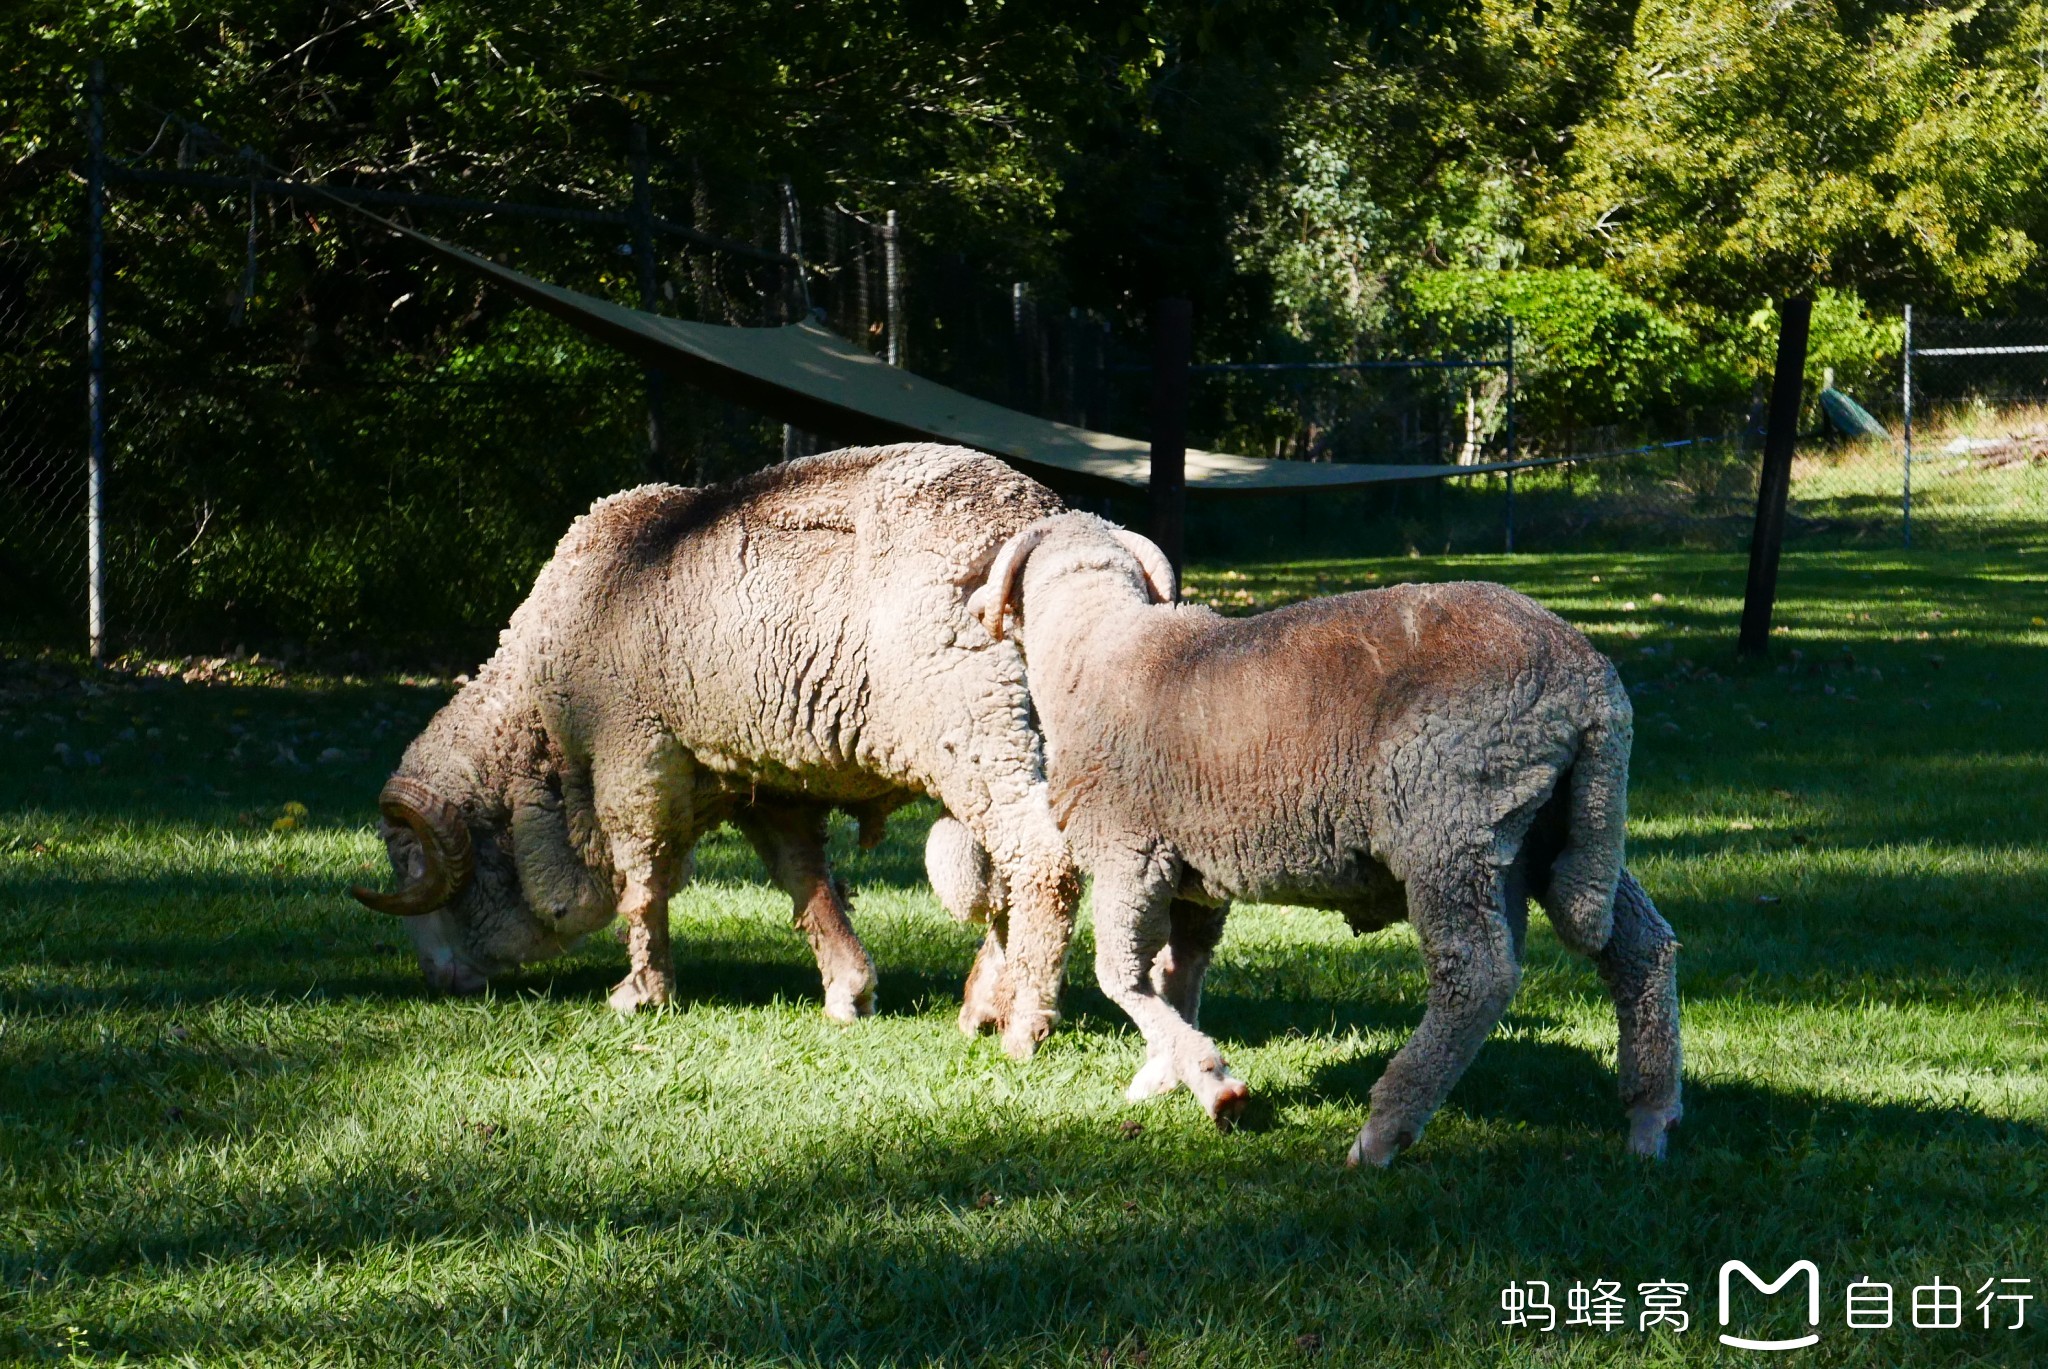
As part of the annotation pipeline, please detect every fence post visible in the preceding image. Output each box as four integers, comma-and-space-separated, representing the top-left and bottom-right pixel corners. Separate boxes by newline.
884, 210, 903, 367
1011, 282, 1029, 409
1901, 304, 1914, 549
1504, 317, 1517, 554
629, 122, 668, 476
1737, 295, 1813, 658
1148, 297, 1192, 580
85, 59, 109, 664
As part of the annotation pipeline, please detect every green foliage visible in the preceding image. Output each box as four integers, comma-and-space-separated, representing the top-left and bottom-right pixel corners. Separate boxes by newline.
5, 1, 2047, 650
1740, 287, 1905, 400
1539, 0, 2048, 311
1407, 267, 1735, 440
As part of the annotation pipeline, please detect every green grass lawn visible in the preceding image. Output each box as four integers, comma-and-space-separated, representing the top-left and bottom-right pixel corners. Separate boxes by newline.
3, 545, 2045, 1366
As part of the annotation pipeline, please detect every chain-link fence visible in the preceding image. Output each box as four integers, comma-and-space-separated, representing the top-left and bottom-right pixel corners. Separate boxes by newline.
0, 86, 924, 662
1900, 313, 2048, 547
0, 237, 85, 646
7, 79, 2044, 662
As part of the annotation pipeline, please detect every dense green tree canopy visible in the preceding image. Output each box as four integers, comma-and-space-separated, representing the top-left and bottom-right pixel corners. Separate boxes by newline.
1538, 0, 2048, 311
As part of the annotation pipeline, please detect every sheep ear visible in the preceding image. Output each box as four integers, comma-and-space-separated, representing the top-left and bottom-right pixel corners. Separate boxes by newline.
970, 522, 1053, 641
1111, 529, 1178, 604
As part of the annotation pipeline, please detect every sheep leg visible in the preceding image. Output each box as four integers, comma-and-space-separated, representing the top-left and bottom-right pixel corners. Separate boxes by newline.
990, 844, 1081, 1061
609, 877, 677, 1014
735, 800, 878, 1024
595, 745, 689, 1015
1125, 900, 1230, 1099
1348, 857, 1521, 1167
1595, 867, 1683, 1159
1151, 899, 1229, 1024
1094, 861, 1247, 1125
957, 928, 1009, 1037
941, 808, 1078, 1061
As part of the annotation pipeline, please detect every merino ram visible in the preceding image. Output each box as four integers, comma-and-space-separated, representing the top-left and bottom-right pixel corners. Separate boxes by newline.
955, 512, 1683, 1164
353, 445, 1080, 1058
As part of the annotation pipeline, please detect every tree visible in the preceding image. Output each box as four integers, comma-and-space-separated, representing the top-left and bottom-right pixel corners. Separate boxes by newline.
1537, 0, 2048, 313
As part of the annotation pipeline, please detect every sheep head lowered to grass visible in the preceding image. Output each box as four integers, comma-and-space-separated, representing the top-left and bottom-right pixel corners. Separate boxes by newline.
354, 445, 1083, 1057
956, 512, 1683, 1163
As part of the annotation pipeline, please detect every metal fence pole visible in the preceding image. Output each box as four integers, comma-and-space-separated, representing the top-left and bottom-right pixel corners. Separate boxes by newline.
85, 59, 109, 664
1504, 317, 1517, 554
1901, 304, 1914, 549
884, 210, 903, 367
629, 122, 669, 476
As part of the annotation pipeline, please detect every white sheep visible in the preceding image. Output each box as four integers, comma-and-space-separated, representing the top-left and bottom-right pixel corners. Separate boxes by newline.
354, 445, 1081, 1057
961, 512, 1683, 1163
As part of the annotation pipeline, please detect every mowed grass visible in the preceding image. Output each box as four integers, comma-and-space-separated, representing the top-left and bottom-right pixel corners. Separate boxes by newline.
3, 544, 2046, 1366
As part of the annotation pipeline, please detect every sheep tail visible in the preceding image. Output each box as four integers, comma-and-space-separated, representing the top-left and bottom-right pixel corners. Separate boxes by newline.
1542, 671, 1633, 956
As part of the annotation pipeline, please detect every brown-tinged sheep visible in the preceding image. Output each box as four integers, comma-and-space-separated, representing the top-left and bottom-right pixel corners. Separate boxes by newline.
961, 512, 1683, 1163
353, 444, 1081, 1057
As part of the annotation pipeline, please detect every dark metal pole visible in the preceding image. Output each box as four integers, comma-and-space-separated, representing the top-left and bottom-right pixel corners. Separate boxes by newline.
1148, 297, 1193, 580
1504, 317, 1517, 554
629, 122, 668, 477
1901, 304, 1914, 548
85, 59, 109, 664
1737, 296, 1813, 658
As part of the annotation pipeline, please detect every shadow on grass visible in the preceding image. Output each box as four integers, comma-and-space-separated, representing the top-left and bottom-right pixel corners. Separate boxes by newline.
5, 1026, 2043, 1363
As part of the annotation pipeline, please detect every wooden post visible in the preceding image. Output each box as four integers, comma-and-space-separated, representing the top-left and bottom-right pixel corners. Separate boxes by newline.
629, 122, 668, 476
884, 210, 903, 367
85, 59, 108, 664
1148, 297, 1192, 579
1010, 282, 1029, 408
1737, 296, 1813, 658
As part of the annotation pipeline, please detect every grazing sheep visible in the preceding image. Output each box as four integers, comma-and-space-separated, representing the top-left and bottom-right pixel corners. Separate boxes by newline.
354, 445, 1081, 1057
963, 512, 1683, 1163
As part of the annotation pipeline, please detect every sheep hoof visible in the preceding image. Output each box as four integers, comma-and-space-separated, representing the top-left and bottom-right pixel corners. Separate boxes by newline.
1627, 1104, 1681, 1160
607, 970, 673, 1015
1345, 1118, 1416, 1169
1189, 1065, 1249, 1129
822, 981, 876, 1025
1124, 1055, 1180, 1101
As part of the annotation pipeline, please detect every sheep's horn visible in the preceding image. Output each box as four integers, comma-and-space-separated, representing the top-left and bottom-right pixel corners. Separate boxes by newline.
350, 776, 474, 916
1111, 528, 1178, 604
969, 521, 1053, 641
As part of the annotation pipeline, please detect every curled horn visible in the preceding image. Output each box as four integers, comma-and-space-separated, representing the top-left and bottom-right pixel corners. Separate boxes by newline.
967, 520, 1053, 642
350, 776, 474, 916
1111, 528, 1178, 604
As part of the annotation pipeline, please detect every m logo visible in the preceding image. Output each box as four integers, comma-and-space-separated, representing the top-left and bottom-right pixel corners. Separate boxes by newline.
1719, 1260, 1822, 1350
